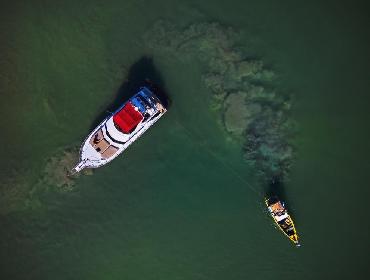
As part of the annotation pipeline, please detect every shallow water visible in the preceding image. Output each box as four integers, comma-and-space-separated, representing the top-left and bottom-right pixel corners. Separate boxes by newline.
1, 0, 370, 279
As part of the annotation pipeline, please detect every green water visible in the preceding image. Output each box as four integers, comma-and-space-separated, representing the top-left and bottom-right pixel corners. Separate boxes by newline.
1, 0, 370, 279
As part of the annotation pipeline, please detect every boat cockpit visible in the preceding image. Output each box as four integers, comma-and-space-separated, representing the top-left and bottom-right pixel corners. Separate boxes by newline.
89, 129, 119, 159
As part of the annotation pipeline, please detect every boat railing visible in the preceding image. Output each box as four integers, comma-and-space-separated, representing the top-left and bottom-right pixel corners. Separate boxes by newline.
69, 159, 89, 175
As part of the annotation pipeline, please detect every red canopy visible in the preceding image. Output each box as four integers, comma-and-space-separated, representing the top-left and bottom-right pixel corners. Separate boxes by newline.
113, 102, 143, 133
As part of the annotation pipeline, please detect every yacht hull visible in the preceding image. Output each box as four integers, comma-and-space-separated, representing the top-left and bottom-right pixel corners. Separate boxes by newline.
71, 87, 166, 174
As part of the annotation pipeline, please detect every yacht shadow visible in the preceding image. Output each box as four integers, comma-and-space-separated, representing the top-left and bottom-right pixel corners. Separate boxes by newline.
90, 56, 170, 130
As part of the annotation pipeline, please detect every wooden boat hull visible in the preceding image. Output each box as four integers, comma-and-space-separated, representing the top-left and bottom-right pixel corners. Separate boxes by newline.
265, 196, 300, 247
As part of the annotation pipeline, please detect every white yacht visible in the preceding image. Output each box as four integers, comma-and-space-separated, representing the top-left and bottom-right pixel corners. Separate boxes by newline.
71, 86, 166, 174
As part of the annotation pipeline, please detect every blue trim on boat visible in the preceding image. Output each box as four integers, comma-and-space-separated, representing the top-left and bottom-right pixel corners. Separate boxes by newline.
131, 97, 146, 113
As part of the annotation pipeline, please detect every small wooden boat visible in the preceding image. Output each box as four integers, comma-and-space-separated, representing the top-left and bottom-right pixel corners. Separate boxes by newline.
265, 196, 300, 247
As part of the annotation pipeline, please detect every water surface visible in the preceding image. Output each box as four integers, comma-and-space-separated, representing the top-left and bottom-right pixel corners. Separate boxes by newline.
1, 0, 369, 279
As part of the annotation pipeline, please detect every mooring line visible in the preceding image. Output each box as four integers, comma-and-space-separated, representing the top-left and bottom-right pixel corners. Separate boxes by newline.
171, 117, 264, 198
